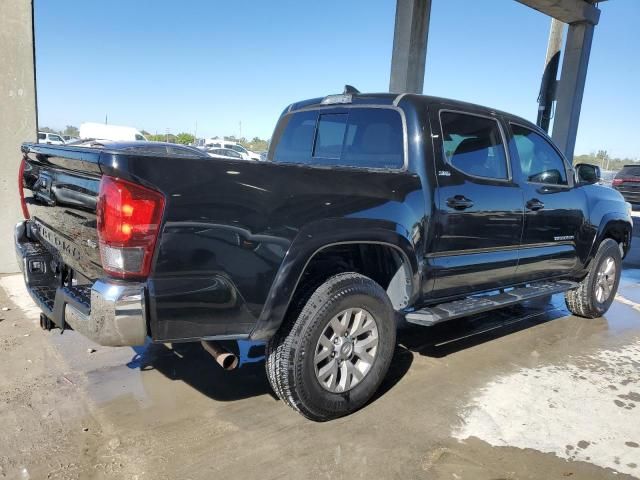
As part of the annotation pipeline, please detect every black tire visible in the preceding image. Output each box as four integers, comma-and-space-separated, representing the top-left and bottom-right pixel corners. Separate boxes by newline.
265, 272, 396, 421
565, 238, 621, 318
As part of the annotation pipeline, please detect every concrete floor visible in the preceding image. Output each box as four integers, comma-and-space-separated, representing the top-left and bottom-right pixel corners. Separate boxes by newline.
0, 218, 638, 480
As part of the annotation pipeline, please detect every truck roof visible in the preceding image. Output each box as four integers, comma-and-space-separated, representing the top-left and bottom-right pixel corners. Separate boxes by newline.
287, 91, 540, 132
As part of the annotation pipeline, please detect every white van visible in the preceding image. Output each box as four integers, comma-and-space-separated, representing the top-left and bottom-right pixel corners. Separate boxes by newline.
79, 123, 148, 142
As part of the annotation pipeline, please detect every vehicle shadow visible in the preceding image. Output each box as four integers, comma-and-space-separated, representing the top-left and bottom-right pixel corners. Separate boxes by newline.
131, 336, 414, 404
398, 297, 569, 358
128, 279, 635, 406
130, 341, 272, 401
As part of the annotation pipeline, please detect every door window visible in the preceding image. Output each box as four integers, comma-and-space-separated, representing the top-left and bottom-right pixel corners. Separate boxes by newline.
511, 124, 568, 185
440, 112, 508, 180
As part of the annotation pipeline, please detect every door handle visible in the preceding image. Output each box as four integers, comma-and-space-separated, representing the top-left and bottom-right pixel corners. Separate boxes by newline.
446, 195, 474, 210
526, 198, 545, 211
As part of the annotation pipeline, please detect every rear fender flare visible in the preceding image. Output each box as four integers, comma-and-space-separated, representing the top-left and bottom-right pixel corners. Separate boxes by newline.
249, 219, 419, 340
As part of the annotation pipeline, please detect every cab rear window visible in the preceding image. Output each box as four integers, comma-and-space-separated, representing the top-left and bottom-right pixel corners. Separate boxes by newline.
271, 108, 404, 169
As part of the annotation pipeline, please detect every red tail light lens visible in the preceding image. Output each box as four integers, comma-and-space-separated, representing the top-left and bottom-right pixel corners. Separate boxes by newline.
96, 176, 165, 279
18, 157, 30, 219
612, 178, 623, 186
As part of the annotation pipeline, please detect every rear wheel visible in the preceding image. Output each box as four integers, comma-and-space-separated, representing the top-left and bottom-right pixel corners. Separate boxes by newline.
265, 273, 396, 421
565, 238, 621, 318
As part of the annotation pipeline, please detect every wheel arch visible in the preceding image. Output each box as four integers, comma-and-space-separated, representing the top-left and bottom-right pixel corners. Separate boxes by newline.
250, 220, 420, 340
590, 213, 633, 261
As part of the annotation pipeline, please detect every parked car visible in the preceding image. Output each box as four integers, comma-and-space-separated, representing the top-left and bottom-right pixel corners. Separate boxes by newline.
612, 164, 640, 205
206, 147, 245, 160
79, 122, 147, 142
197, 138, 261, 160
37, 132, 65, 145
16, 89, 633, 421
599, 169, 617, 187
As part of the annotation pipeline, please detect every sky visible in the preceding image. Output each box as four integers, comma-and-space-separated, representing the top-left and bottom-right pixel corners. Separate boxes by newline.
35, 0, 640, 158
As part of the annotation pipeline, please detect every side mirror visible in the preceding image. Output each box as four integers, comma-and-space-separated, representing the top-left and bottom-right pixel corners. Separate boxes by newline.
575, 163, 601, 185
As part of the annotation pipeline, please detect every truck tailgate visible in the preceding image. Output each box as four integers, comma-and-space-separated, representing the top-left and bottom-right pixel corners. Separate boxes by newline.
21, 145, 104, 281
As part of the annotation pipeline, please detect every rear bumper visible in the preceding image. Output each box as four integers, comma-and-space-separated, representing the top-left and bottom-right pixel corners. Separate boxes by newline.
14, 221, 147, 346
614, 186, 640, 205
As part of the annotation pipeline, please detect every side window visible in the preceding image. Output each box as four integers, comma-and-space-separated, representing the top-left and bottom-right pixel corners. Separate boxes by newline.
134, 134, 145, 141
440, 112, 508, 180
125, 145, 169, 155
167, 145, 203, 157
511, 124, 567, 185
38, 133, 46, 140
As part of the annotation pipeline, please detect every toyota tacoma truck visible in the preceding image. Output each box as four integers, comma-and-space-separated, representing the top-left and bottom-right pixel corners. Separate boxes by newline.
16, 89, 633, 421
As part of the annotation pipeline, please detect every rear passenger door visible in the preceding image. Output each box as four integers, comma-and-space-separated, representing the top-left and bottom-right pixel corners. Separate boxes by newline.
428, 108, 524, 299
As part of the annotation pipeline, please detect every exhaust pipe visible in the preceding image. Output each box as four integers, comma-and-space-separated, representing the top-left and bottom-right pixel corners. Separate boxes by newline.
201, 340, 239, 371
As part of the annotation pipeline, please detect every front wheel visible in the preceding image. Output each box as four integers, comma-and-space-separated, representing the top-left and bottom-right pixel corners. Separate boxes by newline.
265, 273, 396, 421
565, 238, 622, 318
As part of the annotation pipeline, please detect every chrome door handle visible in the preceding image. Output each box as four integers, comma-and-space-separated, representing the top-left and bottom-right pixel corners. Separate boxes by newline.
446, 195, 474, 210
526, 199, 545, 211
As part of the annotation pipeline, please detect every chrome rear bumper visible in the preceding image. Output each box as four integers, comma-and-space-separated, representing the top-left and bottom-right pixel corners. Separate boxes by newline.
15, 221, 147, 346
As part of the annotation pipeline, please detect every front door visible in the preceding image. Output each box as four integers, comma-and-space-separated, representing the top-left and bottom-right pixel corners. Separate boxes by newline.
507, 122, 586, 281
427, 108, 524, 299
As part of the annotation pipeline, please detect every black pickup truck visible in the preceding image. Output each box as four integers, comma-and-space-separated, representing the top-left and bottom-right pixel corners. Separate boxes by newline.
16, 89, 633, 421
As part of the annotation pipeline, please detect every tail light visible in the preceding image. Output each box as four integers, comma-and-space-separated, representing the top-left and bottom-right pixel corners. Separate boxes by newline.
96, 176, 165, 279
18, 157, 30, 219
613, 178, 640, 186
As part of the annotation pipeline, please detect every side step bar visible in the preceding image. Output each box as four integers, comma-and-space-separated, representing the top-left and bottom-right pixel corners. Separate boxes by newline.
405, 280, 579, 327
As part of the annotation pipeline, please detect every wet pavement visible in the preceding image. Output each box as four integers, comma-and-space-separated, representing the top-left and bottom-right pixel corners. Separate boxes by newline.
0, 217, 638, 479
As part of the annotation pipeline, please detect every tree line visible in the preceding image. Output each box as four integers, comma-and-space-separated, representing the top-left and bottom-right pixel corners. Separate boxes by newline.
573, 150, 638, 172
40, 125, 269, 151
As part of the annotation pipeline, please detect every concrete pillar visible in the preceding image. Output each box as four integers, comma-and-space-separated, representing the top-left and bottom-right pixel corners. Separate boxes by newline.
537, 19, 564, 132
551, 21, 594, 161
389, 0, 431, 94
0, 0, 37, 273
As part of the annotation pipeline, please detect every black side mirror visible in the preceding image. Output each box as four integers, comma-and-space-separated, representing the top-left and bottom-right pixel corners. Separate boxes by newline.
575, 163, 601, 185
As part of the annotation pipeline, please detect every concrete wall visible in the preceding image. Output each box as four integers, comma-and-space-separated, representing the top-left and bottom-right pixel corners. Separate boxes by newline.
0, 0, 37, 273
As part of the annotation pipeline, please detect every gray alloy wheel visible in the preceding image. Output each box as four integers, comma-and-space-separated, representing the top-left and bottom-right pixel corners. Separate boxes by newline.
594, 256, 616, 304
313, 308, 379, 393
565, 238, 622, 318
265, 272, 396, 421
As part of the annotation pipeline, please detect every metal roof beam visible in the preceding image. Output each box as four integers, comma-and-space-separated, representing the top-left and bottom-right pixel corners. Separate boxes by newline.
515, 0, 600, 25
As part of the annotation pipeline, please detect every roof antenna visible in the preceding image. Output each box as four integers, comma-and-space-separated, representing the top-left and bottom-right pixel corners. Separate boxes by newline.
343, 85, 360, 94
